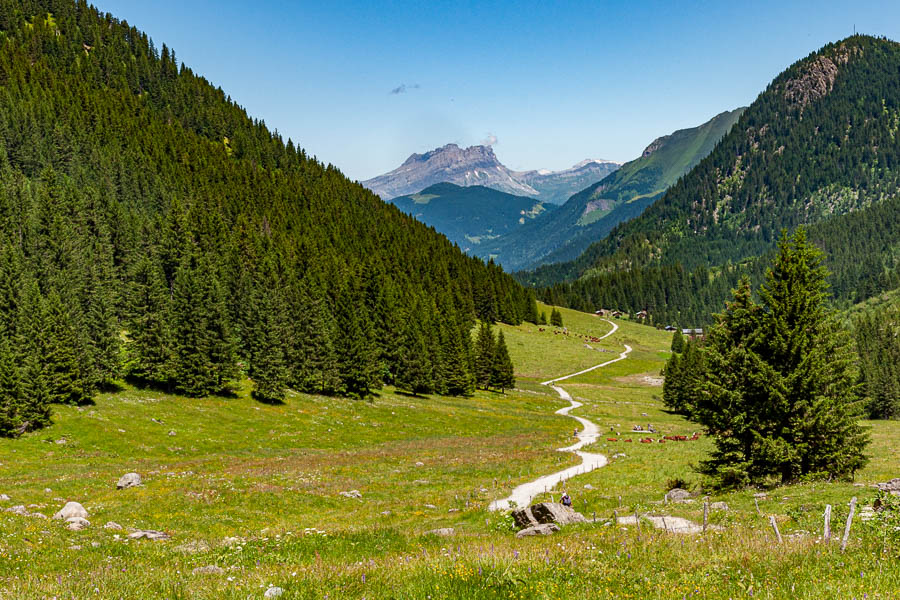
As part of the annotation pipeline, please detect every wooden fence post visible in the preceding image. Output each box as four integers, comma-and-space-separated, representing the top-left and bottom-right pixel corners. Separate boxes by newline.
841, 497, 857, 552
769, 516, 782, 544
634, 510, 642, 539
703, 501, 709, 533
754, 497, 761, 517
823, 504, 832, 541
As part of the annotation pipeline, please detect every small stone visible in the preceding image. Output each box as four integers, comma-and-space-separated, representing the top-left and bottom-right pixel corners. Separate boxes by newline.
665, 488, 692, 503
168, 430, 176, 437
53, 501, 89, 520
128, 529, 170, 540
117, 472, 142, 490
415, 461, 425, 467
44, 488, 52, 494
264, 586, 284, 598
192, 565, 225, 575
423, 504, 438, 510
424, 527, 454, 537
379, 510, 391, 516
339, 490, 362, 499
753, 492, 767, 499
516, 523, 560, 538
104, 521, 123, 530
0, 494, 10, 501
66, 517, 90, 531
448, 508, 460, 513
28, 512, 48, 519
710, 502, 729, 511
413, 479, 429, 484
612, 453, 627, 459
583, 484, 594, 490
69, 545, 82, 550
5, 505, 27, 515
55, 438, 67, 445
91, 541, 101, 548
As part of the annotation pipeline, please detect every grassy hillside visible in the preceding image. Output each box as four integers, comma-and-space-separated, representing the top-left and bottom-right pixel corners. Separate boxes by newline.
477, 109, 743, 271
2, 304, 897, 598
390, 183, 552, 252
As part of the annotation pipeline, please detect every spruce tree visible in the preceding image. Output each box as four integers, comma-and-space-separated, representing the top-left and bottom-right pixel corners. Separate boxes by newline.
550, 308, 563, 327
0, 334, 23, 437
247, 260, 289, 404
442, 324, 475, 397
474, 322, 495, 389
41, 290, 93, 405
125, 255, 174, 387
394, 311, 433, 396
538, 311, 547, 326
490, 330, 515, 392
333, 281, 379, 398
670, 328, 685, 353
694, 230, 869, 487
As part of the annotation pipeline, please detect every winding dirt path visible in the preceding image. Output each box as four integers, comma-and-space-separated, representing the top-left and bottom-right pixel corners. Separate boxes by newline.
489, 320, 632, 511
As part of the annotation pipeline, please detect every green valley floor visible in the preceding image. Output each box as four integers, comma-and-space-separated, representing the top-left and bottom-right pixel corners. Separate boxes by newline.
1, 304, 898, 599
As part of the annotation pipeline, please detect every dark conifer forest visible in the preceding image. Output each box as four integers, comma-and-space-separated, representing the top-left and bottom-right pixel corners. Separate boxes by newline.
0, 0, 537, 434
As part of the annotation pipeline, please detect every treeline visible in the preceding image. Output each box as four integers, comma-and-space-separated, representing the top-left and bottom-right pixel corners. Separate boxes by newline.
0, 1, 536, 435
854, 304, 900, 419
526, 36, 900, 324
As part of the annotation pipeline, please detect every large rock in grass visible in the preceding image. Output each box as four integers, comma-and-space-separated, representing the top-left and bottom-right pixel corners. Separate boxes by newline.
117, 472, 142, 490
53, 501, 88, 520
516, 523, 560, 538
875, 478, 900, 496
424, 527, 455, 537
512, 502, 586, 529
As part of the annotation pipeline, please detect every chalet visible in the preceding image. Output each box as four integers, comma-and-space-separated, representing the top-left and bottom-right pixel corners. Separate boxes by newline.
594, 309, 611, 317
664, 325, 677, 332
634, 310, 649, 319
682, 328, 704, 340
610, 310, 624, 318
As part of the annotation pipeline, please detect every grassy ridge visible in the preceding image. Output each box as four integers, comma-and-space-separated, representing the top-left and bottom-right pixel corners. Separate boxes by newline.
1, 305, 898, 598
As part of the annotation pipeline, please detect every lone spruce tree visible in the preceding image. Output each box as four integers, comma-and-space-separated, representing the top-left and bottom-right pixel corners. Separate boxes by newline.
474, 322, 495, 389
695, 229, 869, 488
550, 308, 563, 327
490, 330, 515, 392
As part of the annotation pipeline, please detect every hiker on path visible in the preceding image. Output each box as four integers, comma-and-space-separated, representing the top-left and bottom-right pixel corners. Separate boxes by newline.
561, 492, 572, 507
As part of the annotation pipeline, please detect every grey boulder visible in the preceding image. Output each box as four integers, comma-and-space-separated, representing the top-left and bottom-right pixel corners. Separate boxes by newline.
117, 472, 142, 490
516, 523, 560, 538
424, 527, 454, 537
53, 501, 89, 520
66, 517, 90, 531
193, 565, 225, 575
264, 587, 284, 598
666, 488, 692, 503
512, 502, 586, 529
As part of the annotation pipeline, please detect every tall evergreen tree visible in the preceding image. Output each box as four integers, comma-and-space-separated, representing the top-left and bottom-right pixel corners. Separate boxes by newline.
247, 258, 289, 403
694, 230, 869, 487
41, 290, 93, 405
474, 322, 495, 389
670, 328, 685, 353
394, 309, 433, 396
490, 330, 515, 392
550, 308, 563, 327
125, 254, 174, 387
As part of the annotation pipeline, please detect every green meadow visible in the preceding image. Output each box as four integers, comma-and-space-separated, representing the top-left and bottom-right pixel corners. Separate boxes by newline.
1, 304, 898, 599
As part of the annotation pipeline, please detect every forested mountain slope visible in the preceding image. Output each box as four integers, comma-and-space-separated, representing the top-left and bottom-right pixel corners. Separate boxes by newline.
529, 36, 900, 325
0, 0, 537, 435
390, 183, 552, 252
478, 109, 743, 270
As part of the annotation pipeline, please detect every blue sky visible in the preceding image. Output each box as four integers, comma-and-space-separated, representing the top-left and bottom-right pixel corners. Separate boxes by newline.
93, 1, 900, 181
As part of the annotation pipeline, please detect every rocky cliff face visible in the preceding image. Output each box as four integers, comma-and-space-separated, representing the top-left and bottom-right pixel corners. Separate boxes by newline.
362, 143, 619, 204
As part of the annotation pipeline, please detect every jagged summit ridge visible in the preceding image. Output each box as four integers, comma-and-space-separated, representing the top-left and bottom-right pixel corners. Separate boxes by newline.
363, 143, 619, 204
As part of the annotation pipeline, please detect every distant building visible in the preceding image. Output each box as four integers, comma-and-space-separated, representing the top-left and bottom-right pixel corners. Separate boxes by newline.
664, 325, 677, 331
611, 310, 624, 318
681, 328, 704, 340
635, 310, 649, 319
594, 309, 611, 317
